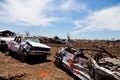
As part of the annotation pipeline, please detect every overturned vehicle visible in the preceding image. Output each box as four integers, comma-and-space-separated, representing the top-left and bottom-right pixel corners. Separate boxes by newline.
54, 47, 120, 80
8, 36, 51, 62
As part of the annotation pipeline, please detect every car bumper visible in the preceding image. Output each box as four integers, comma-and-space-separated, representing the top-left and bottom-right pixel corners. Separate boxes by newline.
27, 51, 51, 56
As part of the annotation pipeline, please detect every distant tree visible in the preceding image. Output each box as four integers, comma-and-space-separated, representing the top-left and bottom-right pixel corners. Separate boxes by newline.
67, 33, 71, 42
66, 33, 73, 47
25, 31, 30, 36
111, 38, 115, 45
115, 39, 120, 43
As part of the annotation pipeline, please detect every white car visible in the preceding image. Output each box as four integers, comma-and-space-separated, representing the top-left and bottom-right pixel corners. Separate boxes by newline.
8, 36, 51, 62
0, 37, 14, 52
0, 30, 15, 52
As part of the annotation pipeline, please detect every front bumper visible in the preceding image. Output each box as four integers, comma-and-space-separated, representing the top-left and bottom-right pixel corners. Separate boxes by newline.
27, 51, 51, 56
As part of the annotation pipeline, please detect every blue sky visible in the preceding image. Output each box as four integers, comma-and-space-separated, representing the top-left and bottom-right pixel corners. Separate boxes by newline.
0, 0, 120, 40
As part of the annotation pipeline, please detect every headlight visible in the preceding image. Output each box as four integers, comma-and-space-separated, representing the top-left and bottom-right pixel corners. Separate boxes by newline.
30, 47, 33, 51
24, 43, 32, 51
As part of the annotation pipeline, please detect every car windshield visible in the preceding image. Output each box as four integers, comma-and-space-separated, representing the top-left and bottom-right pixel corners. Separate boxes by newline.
23, 37, 40, 43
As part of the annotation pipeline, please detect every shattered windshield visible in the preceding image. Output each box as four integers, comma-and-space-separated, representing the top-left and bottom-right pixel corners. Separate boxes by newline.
23, 37, 40, 43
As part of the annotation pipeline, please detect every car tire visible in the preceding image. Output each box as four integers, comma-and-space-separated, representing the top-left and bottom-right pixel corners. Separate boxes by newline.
55, 58, 62, 68
21, 51, 27, 62
1, 44, 9, 53
9, 50, 13, 56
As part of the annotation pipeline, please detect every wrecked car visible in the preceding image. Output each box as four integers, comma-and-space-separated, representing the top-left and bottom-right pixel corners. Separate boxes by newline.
0, 30, 15, 52
0, 37, 14, 52
8, 36, 51, 62
54, 47, 120, 80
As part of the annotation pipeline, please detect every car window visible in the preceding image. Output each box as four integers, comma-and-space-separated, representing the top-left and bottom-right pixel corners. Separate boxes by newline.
23, 37, 40, 43
29, 38, 40, 43
23, 37, 31, 41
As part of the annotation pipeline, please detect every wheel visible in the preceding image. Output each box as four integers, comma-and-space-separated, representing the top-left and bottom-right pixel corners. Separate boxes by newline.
55, 58, 62, 68
9, 50, 13, 56
2, 44, 9, 53
3, 45, 9, 56
20, 51, 27, 62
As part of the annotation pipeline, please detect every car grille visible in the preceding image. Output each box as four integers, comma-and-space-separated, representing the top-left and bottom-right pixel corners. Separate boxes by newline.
31, 47, 50, 52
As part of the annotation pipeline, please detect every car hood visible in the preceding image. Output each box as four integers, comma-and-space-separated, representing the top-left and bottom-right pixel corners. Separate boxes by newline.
27, 41, 51, 49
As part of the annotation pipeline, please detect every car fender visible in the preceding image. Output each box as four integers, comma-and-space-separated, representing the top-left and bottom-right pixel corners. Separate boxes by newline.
8, 40, 14, 50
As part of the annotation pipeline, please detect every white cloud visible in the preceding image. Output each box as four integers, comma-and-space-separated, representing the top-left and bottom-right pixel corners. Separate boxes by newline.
60, 0, 88, 13
0, 0, 90, 26
0, 0, 58, 26
72, 5, 120, 34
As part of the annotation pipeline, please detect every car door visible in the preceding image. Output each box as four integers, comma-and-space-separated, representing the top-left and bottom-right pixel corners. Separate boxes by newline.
11, 37, 21, 52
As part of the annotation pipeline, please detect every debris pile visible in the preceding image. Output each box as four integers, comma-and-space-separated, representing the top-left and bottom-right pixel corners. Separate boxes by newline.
88, 47, 120, 80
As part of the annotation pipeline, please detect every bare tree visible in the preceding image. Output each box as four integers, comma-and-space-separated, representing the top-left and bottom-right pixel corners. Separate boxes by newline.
25, 31, 30, 36
67, 33, 71, 42
111, 38, 115, 45
66, 33, 72, 47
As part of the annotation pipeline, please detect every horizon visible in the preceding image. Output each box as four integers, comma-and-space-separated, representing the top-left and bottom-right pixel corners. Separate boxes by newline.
0, 0, 120, 40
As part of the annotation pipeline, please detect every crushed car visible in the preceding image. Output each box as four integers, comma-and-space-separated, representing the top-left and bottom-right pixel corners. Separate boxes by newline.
54, 47, 120, 80
8, 36, 51, 62
50, 36, 68, 44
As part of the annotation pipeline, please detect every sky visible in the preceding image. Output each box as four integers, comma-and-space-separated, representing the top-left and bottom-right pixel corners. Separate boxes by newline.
0, 0, 120, 40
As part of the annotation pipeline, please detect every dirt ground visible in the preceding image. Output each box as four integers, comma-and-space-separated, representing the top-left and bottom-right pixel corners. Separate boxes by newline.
0, 40, 120, 80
